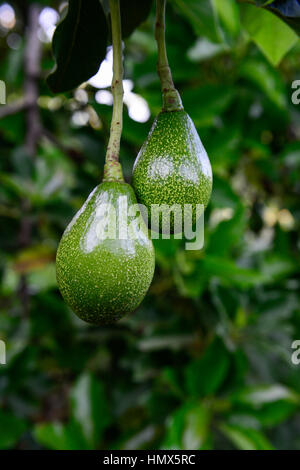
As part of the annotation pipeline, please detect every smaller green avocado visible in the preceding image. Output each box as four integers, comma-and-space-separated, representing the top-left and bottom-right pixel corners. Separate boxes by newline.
56, 182, 155, 325
132, 110, 212, 233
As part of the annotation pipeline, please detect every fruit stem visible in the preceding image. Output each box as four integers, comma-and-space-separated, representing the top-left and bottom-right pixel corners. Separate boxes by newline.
103, 0, 125, 183
155, 0, 183, 112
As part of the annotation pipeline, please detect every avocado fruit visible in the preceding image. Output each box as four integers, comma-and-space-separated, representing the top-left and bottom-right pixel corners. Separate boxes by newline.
56, 182, 155, 325
132, 109, 212, 233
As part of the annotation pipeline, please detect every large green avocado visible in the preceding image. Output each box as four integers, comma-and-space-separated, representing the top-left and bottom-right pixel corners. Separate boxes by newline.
56, 182, 155, 325
132, 110, 212, 233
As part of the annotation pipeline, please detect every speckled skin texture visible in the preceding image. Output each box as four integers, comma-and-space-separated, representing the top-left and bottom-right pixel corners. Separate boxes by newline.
132, 110, 212, 233
56, 182, 155, 325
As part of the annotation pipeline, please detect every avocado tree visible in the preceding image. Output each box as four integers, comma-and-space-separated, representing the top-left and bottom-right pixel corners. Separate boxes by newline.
0, 0, 299, 451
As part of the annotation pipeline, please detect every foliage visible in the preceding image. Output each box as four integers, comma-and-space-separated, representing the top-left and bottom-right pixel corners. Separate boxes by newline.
47, 0, 153, 92
47, 0, 300, 91
47, 0, 109, 93
0, 0, 300, 451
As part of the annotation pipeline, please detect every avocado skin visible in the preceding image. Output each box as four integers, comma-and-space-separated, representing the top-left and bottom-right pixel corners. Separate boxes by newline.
56, 182, 155, 325
132, 110, 212, 233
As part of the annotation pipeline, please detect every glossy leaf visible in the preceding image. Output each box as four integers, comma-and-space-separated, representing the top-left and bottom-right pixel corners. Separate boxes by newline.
47, 0, 108, 93
242, 0, 300, 36
164, 402, 211, 450
255, 1, 274, 5
267, 0, 300, 35
219, 423, 275, 450
120, 0, 153, 38
173, 0, 225, 43
202, 256, 267, 287
71, 373, 111, 448
239, 58, 287, 108
233, 384, 300, 407
1, 0, 300, 453
213, 0, 241, 39
34, 421, 89, 450
241, 3, 298, 65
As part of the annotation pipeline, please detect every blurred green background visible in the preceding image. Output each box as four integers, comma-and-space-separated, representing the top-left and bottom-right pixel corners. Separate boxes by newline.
0, 0, 300, 450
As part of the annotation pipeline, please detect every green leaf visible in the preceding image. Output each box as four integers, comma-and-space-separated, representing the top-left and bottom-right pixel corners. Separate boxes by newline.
34, 421, 89, 450
101, 0, 153, 39
207, 126, 241, 173
183, 85, 235, 127
212, 0, 241, 38
71, 373, 111, 448
0, 410, 27, 449
207, 205, 246, 257
239, 58, 286, 109
230, 403, 296, 428
120, 0, 153, 38
259, 254, 298, 281
173, 0, 225, 44
267, 0, 300, 36
35, 374, 111, 450
233, 384, 300, 407
164, 402, 211, 450
219, 423, 275, 450
138, 335, 194, 352
47, 0, 108, 93
185, 337, 230, 397
202, 256, 266, 287
182, 405, 210, 450
174, 262, 207, 298
254, 402, 297, 427
255, 1, 274, 5
229, 385, 299, 427
241, 4, 298, 65
35, 423, 69, 450
187, 38, 229, 62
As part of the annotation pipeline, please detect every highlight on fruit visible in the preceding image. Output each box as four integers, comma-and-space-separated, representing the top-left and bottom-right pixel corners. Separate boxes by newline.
56, 182, 155, 325
56, 0, 213, 324
68, 196, 205, 250
132, 0, 213, 234
55, 0, 156, 325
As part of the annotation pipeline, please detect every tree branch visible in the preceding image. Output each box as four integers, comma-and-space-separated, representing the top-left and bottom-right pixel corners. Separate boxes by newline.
0, 99, 26, 119
155, 0, 183, 112
24, 3, 42, 156
17, 4, 42, 317
103, 0, 124, 183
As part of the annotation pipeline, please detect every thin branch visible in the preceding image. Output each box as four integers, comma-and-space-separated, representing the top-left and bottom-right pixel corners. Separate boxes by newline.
155, 0, 173, 92
155, 0, 182, 112
103, 0, 124, 182
24, 3, 42, 156
0, 99, 26, 119
17, 4, 42, 317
